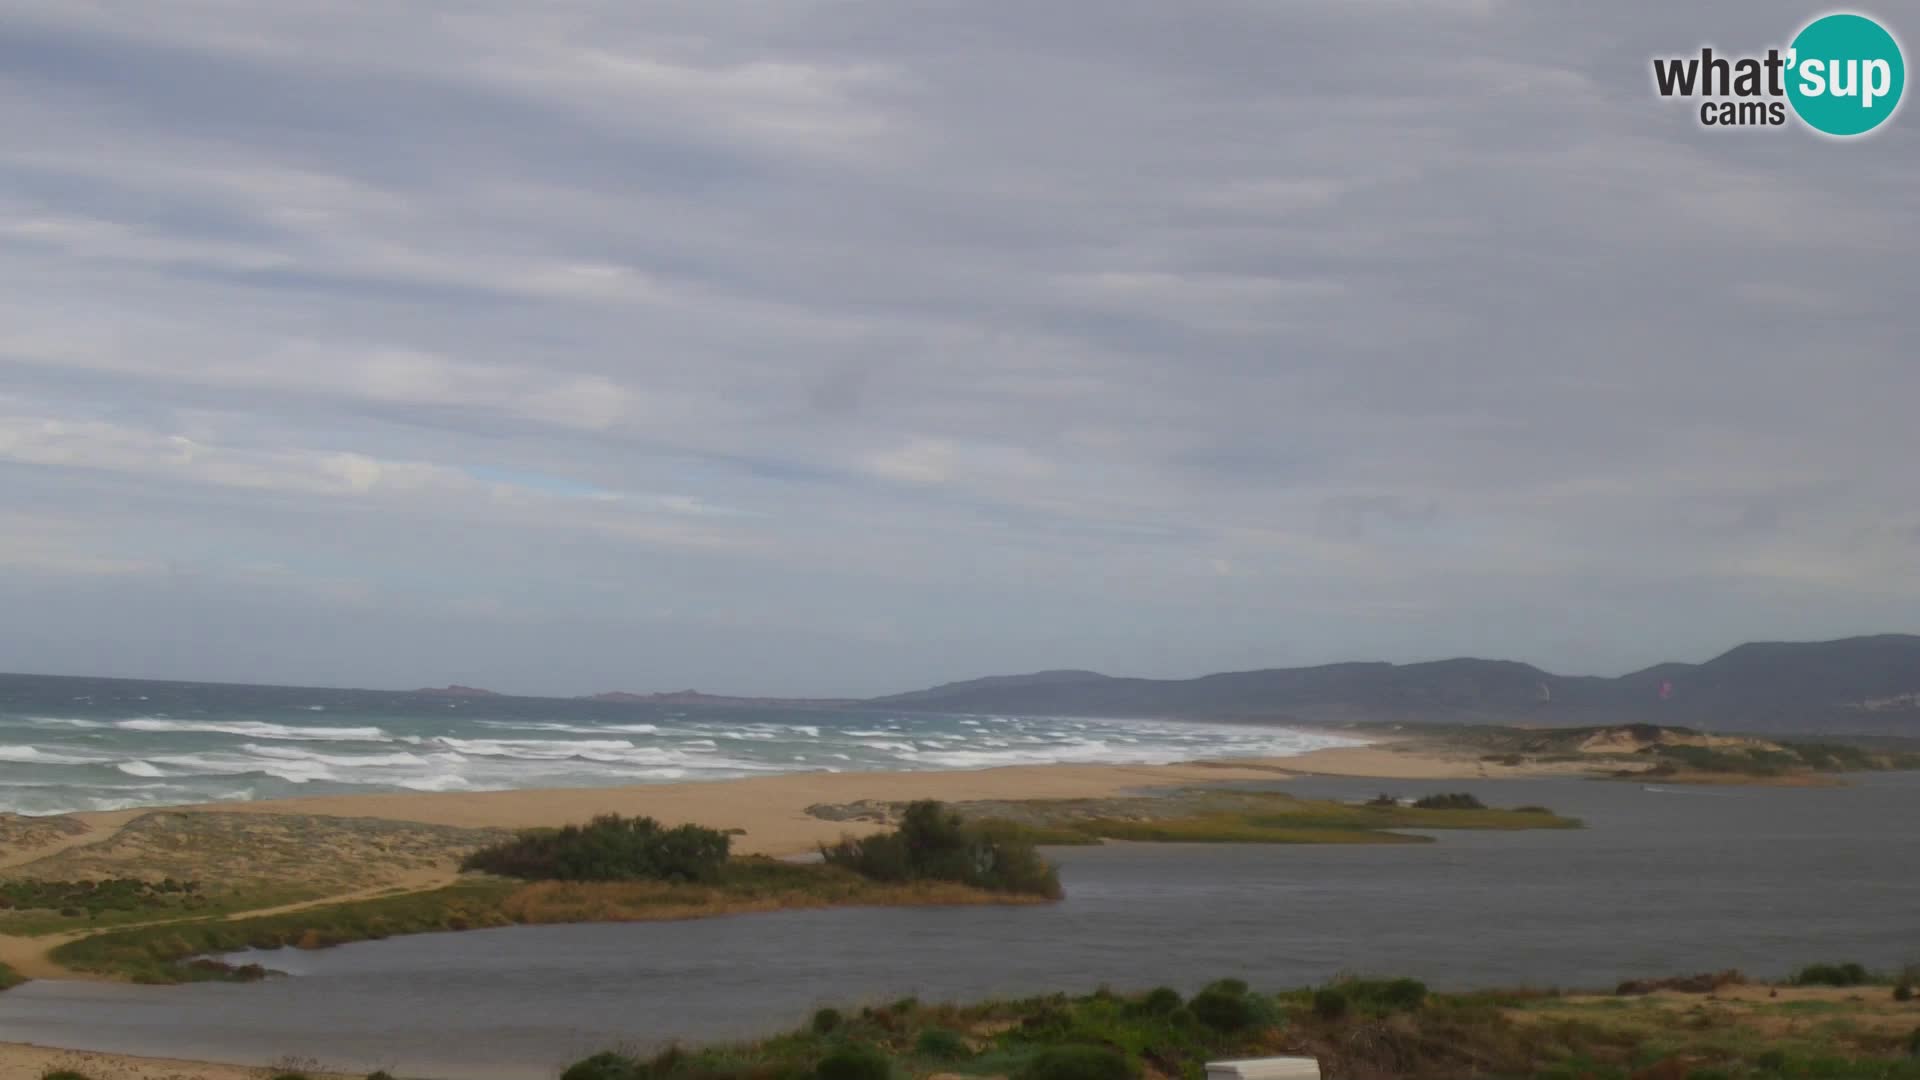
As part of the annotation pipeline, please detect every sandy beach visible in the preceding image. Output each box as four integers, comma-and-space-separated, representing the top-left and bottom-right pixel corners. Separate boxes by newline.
36, 739, 1567, 857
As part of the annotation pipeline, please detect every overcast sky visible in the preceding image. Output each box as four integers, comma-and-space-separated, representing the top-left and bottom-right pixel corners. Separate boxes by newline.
1, 1, 1915, 697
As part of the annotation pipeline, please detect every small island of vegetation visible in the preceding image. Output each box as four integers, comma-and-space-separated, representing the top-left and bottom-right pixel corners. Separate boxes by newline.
45, 803, 1061, 985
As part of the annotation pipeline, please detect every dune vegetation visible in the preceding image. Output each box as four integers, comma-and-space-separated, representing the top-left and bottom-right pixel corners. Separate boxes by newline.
551, 972, 1920, 1080
871, 788, 1583, 847
50, 803, 1062, 984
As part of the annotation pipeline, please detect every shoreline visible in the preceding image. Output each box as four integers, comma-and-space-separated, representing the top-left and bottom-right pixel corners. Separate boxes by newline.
40, 738, 1560, 858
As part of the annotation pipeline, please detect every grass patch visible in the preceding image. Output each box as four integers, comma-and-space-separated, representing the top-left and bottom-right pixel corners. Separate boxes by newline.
51, 855, 1058, 983
49, 879, 521, 983
0, 882, 317, 936
1033, 793, 1581, 844
0, 960, 23, 991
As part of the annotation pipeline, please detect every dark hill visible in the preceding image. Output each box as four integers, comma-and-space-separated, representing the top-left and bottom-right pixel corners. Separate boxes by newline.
864, 635, 1920, 737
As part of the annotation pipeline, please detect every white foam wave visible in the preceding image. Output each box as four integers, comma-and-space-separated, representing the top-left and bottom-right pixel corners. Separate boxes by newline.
23, 716, 111, 729
117, 760, 166, 777
115, 718, 390, 742
0, 745, 105, 765
241, 744, 430, 768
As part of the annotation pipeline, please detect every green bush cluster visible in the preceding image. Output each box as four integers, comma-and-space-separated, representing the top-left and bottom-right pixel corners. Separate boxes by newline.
912, 1028, 969, 1060
462, 814, 731, 883
820, 801, 1062, 898
1310, 977, 1428, 1019
1792, 962, 1871, 987
1410, 793, 1487, 811
1189, 979, 1273, 1032
816, 1044, 890, 1080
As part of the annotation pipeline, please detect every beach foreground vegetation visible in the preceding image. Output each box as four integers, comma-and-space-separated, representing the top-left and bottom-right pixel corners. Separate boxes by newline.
551, 974, 1920, 1080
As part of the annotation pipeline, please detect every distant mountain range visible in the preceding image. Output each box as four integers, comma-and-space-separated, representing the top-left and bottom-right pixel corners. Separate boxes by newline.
858, 635, 1920, 737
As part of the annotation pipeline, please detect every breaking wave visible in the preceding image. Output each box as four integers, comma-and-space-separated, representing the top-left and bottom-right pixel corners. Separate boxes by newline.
0, 702, 1365, 815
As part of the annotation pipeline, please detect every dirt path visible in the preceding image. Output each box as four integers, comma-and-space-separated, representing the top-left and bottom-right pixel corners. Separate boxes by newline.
0, 867, 461, 982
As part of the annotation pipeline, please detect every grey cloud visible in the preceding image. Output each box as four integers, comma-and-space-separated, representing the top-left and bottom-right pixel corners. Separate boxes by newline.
0, 0, 1914, 694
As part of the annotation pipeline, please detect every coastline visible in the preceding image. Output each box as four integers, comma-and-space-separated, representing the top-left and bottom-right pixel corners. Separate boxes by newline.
1, 743, 1911, 1079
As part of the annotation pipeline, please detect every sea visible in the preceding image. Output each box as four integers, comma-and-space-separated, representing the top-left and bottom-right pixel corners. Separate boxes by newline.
0, 673, 1363, 816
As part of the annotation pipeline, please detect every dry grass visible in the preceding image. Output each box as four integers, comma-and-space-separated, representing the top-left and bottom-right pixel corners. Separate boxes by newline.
501, 875, 1051, 924
10, 811, 506, 892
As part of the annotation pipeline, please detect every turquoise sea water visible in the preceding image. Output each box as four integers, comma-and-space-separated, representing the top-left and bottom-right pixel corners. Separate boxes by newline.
0, 673, 1362, 814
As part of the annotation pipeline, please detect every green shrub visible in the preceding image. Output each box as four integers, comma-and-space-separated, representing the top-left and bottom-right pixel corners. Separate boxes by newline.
1020, 1045, 1134, 1080
1896, 982, 1915, 1003
1312, 988, 1349, 1020
914, 1028, 970, 1060
367, 1073, 397, 1080
1754, 1049, 1788, 1072
462, 815, 730, 883
1203, 977, 1249, 997
1792, 962, 1870, 987
1411, 793, 1486, 810
820, 801, 1061, 898
560, 1051, 642, 1080
812, 1007, 845, 1034
1190, 987, 1258, 1032
816, 1044, 891, 1080
1909, 1026, 1920, 1057
1347, 977, 1428, 1013
1137, 987, 1183, 1016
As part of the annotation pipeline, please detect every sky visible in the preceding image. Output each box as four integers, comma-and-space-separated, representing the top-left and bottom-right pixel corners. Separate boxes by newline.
1, 1, 1916, 698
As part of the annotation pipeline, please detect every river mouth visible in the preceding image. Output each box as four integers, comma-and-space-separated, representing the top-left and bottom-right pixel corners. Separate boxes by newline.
4, 773, 1917, 1080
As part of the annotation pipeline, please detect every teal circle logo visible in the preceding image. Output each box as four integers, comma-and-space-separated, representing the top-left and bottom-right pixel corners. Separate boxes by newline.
1787, 13, 1905, 136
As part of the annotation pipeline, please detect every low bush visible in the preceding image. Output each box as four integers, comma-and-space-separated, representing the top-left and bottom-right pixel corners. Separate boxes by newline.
820, 801, 1062, 898
914, 1028, 970, 1060
1792, 962, 1870, 987
41, 1072, 94, 1080
1896, 982, 1914, 1003
1411, 793, 1486, 811
816, 1044, 891, 1080
1136, 987, 1182, 1016
1020, 1045, 1135, 1080
1191, 987, 1259, 1032
811, 1007, 845, 1034
560, 1051, 641, 1080
461, 815, 731, 883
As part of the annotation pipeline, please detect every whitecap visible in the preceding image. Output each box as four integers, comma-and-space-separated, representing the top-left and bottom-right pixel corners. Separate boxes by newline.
115, 718, 390, 742
0, 745, 103, 765
117, 760, 166, 778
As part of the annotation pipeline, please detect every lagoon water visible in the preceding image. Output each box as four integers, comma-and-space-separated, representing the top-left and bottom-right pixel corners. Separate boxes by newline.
4, 773, 1917, 1079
